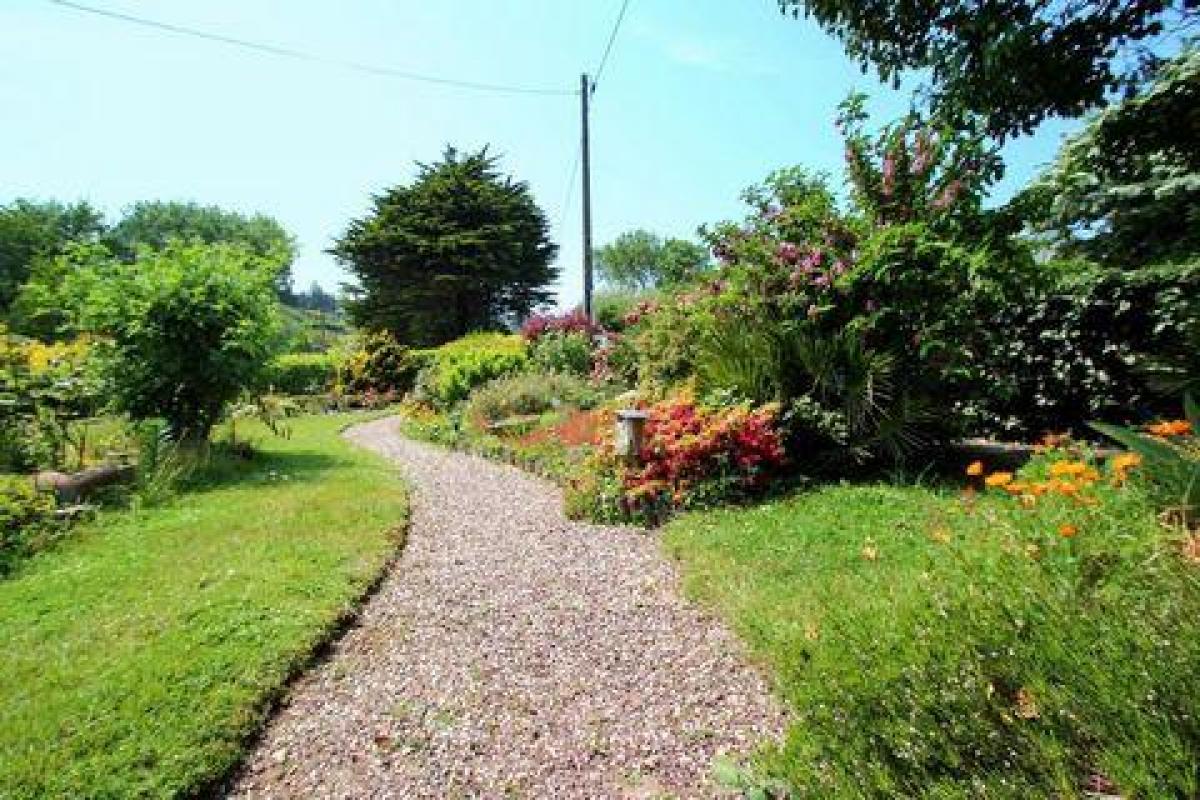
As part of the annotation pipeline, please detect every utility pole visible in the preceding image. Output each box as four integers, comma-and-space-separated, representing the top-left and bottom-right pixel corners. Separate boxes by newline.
580, 72, 594, 321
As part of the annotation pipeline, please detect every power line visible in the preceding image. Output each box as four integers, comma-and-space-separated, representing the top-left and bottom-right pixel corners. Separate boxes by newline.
46, 0, 576, 97
591, 0, 632, 93
556, 143, 583, 233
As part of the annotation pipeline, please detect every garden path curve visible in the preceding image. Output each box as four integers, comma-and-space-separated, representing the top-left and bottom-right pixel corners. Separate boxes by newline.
229, 417, 785, 799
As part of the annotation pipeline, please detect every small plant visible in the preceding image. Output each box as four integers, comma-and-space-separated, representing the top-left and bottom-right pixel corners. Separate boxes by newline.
462, 371, 603, 426
0, 475, 58, 575
528, 330, 593, 377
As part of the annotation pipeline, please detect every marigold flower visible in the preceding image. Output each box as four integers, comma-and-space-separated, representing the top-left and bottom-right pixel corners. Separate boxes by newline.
1059, 523, 1078, 538
984, 471, 1014, 488
1146, 420, 1192, 437
1049, 461, 1088, 478
1052, 480, 1081, 496
1110, 452, 1142, 472
965, 460, 984, 476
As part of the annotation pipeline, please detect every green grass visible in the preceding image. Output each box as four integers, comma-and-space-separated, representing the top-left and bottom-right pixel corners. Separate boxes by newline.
0, 413, 408, 799
664, 477, 1200, 798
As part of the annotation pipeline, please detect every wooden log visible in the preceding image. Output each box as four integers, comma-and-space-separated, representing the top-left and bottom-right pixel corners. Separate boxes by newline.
34, 464, 136, 504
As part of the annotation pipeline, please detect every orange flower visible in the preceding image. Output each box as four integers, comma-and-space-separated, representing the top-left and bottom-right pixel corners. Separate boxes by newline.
1041, 432, 1068, 449
1002, 481, 1029, 495
1110, 452, 1142, 484
984, 471, 1014, 488
1146, 420, 1192, 437
966, 460, 984, 476
1059, 523, 1078, 538
1049, 461, 1088, 478
1052, 480, 1081, 496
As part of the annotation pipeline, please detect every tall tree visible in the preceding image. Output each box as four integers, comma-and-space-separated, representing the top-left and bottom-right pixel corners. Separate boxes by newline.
106, 200, 297, 290
331, 147, 558, 346
594, 229, 710, 290
777, 0, 1197, 138
1020, 47, 1200, 267
0, 199, 105, 312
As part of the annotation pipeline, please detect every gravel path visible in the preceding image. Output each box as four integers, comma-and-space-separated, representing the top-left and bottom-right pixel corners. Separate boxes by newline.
230, 417, 786, 799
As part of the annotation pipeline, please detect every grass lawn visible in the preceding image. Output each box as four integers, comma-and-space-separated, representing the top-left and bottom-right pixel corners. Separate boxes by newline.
664, 480, 1200, 797
0, 413, 407, 799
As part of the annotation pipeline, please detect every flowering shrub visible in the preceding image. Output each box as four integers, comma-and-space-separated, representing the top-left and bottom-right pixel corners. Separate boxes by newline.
520, 308, 603, 343
1, 326, 102, 471
566, 397, 787, 525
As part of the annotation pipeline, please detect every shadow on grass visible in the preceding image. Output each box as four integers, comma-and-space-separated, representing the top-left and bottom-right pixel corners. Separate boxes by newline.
172, 448, 357, 495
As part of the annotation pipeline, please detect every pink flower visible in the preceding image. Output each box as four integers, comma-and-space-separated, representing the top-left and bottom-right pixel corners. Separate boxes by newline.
933, 179, 964, 210
776, 242, 801, 265
911, 131, 933, 177
881, 153, 897, 197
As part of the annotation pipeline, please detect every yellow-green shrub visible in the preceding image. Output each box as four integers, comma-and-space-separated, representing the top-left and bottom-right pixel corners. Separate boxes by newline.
412, 333, 528, 409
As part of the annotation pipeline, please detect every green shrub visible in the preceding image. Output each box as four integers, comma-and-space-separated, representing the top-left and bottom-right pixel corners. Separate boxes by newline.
263, 352, 336, 395
463, 371, 603, 425
593, 290, 658, 332
528, 330, 592, 377
412, 333, 528, 409
973, 259, 1200, 436
0, 475, 57, 575
60, 243, 281, 441
333, 331, 419, 395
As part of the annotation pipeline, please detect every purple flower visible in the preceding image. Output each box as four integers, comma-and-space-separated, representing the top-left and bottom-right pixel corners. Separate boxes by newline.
813, 272, 831, 288
776, 242, 801, 265
911, 131, 933, 177
882, 153, 897, 197
933, 179, 964, 210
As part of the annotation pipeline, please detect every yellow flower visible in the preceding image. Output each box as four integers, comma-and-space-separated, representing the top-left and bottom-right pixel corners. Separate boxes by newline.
1111, 452, 1142, 471
965, 460, 984, 476
984, 471, 1014, 488
1049, 461, 1088, 478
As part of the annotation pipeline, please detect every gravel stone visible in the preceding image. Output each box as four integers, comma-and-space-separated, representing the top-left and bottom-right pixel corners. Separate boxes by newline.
228, 417, 787, 799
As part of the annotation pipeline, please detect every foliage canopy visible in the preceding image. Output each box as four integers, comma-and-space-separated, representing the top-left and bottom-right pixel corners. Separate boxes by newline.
777, 0, 1198, 138
331, 147, 558, 347
594, 229, 710, 290
0, 199, 104, 312
69, 242, 281, 440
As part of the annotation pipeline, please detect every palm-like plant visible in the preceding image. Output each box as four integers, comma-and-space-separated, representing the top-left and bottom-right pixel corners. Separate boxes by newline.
695, 318, 928, 460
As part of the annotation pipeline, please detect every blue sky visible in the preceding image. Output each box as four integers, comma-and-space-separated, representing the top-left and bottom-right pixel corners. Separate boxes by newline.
2, 0, 1080, 307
